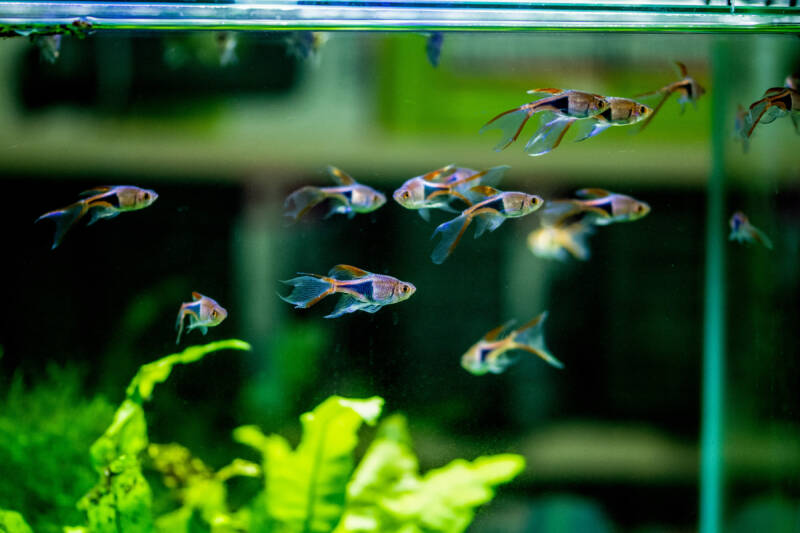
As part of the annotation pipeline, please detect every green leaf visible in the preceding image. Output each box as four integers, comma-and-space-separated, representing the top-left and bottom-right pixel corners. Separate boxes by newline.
0, 510, 34, 533
79, 340, 251, 533
334, 415, 525, 533
235, 396, 384, 533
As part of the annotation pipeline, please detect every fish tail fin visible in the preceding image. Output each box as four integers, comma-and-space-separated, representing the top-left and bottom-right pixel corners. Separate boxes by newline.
430, 213, 471, 264
479, 105, 537, 151
279, 275, 336, 308
283, 186, 328, 221
512, 312, 564, 369
35, 200, 90, 249
175, 308, 186, 344
637, 92, 671, 133
562, 223, 595, 261
750, 226, 774, 250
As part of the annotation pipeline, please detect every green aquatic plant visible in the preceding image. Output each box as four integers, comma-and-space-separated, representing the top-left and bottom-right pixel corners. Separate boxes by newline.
0, 365, 115, 533
4, 339, 522, 533
0, 510, 34, 533
75, 339, 252, 533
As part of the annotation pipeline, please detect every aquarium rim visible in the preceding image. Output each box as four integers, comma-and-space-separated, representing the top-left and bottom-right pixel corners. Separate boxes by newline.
2, 2, 800, 33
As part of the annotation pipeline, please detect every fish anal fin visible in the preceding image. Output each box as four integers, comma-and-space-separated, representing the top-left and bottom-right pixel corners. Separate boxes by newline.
328, 264, 370, 280
327, 166, 355, 185
325, 294, 362, 318
576, 188, 611, 199
473, 210, 505, 238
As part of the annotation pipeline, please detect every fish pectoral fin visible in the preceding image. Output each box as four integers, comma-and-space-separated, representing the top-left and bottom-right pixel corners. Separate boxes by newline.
361, 304, 383, 314
327, 165, 355, 185
200, 326, 208, 335
328, 264, 370, 280
575, 188, 611, 199
418, 208, 431, 222
324, 294, 364, 318
473, 210, 505, 239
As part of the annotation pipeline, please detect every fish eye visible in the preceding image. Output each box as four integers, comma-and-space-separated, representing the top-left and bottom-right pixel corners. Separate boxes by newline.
639, 106, 647, 114
402, 191, 410, 199
143, 192, 150, 200
211, 309, 218, 318
636, 205, 644, 213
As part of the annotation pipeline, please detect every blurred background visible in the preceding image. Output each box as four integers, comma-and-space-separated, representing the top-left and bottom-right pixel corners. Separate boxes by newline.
0, 29, 799, 532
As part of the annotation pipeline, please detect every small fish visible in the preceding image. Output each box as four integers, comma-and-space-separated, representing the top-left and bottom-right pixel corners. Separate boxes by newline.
734, 104, 752, 152
32, 34, 62, 63
175, 292, 228, 344
729, 211, 773, 250
542, 189, 650, 227
480, 89, 609, 153
285, 31, 328, 63
216, 31, 238, 67
461, 312, 563, 375
279, 264, 415, 319
36, 185, 158, 249
526, 97, 653, 156
431, 186, 543, 264
743, 86, 800, 138
636, 61, 706, 131
393, 165, 509, 221
527, 222, 594, 261
284, 166, 386, 221
425, 32, 444, 67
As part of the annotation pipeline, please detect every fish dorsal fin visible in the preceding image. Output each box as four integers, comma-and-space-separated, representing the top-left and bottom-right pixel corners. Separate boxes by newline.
192, 291, 204, 301
517, 311, 547, 334
80, 186, 113, 197
328, 264, 370, 280
483, 320, 515, 341
423, 164, 456, 182
327, 166, 356, 186
763, 87, 787, 98
526, 88, 562, 95
575, 188, 611, 199
470, 185, 500, 198
675, 61, 688, 78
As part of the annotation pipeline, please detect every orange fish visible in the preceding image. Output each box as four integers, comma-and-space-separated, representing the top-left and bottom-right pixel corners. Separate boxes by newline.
480, 89, 609, 153
461, 312, 563, 375
636, 61, 706, 131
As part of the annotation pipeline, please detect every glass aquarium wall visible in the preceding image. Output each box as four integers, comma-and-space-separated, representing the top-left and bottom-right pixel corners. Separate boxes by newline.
0, 7, 798, 533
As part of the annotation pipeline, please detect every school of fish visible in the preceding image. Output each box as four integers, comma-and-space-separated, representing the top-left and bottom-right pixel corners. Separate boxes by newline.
33, 56, 782, 375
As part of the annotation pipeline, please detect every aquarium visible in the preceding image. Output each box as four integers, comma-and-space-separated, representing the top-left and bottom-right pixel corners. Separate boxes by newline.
0, 2, 799, 532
